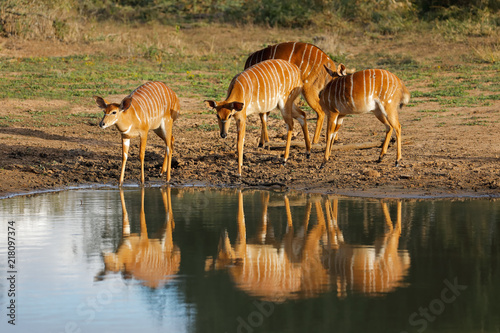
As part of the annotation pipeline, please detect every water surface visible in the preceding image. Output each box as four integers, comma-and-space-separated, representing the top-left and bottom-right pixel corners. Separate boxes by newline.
0, 187, 498, 333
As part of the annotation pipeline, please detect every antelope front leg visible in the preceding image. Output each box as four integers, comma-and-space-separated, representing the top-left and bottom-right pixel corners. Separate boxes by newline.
236, 118, 246, 177
119, 138, 130, 186
139, 134, 148, 185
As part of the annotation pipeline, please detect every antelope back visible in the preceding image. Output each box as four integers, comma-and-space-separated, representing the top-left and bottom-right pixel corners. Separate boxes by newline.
128, 81, 180, 125
245, 42, 335, 85
228, 59, 302, 114
229, 245, 303, 301
321, 69, 406, 114
129, 240, 181, 288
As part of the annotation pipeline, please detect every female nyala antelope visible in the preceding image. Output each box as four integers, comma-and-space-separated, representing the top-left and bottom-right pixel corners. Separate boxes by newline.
245, 42, 336, 144
319, 64, 410, 167
206, 59, 311, 177
94, 81, 180, 185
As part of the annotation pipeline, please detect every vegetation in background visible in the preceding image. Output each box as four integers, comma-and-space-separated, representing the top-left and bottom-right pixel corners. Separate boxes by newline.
1, 0, 498, 39
0, 0, 498, 119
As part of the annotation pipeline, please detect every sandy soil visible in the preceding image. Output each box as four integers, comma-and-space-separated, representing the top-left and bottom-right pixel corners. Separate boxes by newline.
0, 26, 499, 199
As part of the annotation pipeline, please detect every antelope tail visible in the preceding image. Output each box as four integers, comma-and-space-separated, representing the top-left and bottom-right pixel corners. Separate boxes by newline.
400, 84, 411, 108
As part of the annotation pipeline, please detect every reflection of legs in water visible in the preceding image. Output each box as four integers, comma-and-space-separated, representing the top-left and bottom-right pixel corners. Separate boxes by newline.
323, 199, 409, 297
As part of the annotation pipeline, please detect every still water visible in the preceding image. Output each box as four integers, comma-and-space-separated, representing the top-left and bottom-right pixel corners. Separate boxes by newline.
0, 187, 498, 333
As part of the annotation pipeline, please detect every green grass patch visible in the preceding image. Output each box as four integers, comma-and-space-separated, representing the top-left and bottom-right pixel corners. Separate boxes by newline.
0, 53, 241, 104
197, 123, 219, 132
418, 109, 447, 113
462, 116, 489, 126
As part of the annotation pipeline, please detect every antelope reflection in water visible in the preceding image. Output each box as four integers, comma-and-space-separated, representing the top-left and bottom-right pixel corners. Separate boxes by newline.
206, 191, 331, 302
322, 199, 410, 297
207, 192, 410, 300
98, 187, 180, 288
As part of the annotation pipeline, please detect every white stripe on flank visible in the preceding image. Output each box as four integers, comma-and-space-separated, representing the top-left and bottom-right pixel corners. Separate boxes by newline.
272, 44, 278, 59
299, 45, 307, 71
269, 61, 279, 104
306, 47, 318, 78
131, 104, 141, 123
368, 69, 373, 103
288, 42, 297, 62
256, 64, 268, 111
363, 70, 367, 107
350, 74, 355, 109
305, 46, 314, 78
339, 77, 347, 112
380, 70, 385, 100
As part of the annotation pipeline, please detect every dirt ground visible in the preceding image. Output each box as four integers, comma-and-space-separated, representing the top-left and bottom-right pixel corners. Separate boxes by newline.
0, 25, 499, 199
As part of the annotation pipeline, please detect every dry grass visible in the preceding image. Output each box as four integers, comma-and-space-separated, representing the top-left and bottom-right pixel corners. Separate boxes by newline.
0, 1, 81, 41
470, 41, 500, 64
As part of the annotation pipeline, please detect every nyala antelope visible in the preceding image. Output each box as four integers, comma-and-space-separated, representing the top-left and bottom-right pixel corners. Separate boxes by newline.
95, 81, 180, 185
319, 64, 410, 167
245, 42, 336, 144
206, 59, 311, 177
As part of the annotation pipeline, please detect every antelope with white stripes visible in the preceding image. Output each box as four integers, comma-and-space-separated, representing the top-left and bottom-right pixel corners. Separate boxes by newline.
205, 59, 311, 177
319, 64, 410, 167
94, 81, 180, 185
245, 42, 336, 144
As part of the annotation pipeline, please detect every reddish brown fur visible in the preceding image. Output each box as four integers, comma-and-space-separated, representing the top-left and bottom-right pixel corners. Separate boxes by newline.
320, 64, 410, 166
95, 82, 180, 184
245, 42, 336, 144
206, 59, 311, 177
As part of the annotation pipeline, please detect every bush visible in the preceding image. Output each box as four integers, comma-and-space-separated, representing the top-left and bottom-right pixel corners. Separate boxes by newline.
1, 0, 498, 39
0, 0, 81, 40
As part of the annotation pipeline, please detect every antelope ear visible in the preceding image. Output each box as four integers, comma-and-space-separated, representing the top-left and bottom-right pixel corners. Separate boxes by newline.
94, 96, 108, 109
230, 102, 244, 112
324, 64, 337, 78
120, 96, 133, 112
337, 63, 347, 76
205, 100, 217, 109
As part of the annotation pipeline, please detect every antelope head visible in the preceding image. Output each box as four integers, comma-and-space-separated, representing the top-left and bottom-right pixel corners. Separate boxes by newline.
205, 100, 244, 138
324, 63, 347, 79
94, 95, 133, 129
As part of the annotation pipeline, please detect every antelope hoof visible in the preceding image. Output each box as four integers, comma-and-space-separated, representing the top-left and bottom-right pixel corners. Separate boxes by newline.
377, 157, 384, 163
306, 152, 311, 159
282, 158, 287, 166
258, 142, 264, 148
395, 160, 401, 167
320, 161, 327, 169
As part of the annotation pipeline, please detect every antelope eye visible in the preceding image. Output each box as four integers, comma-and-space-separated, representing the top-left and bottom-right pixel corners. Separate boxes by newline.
228, 114, 232, 119
216, 114, 220, 120
112, 111, 117, 115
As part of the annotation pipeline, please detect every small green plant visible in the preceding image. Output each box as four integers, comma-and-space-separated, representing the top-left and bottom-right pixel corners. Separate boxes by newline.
197, 123, 218, 132
462, 116, 488, 126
